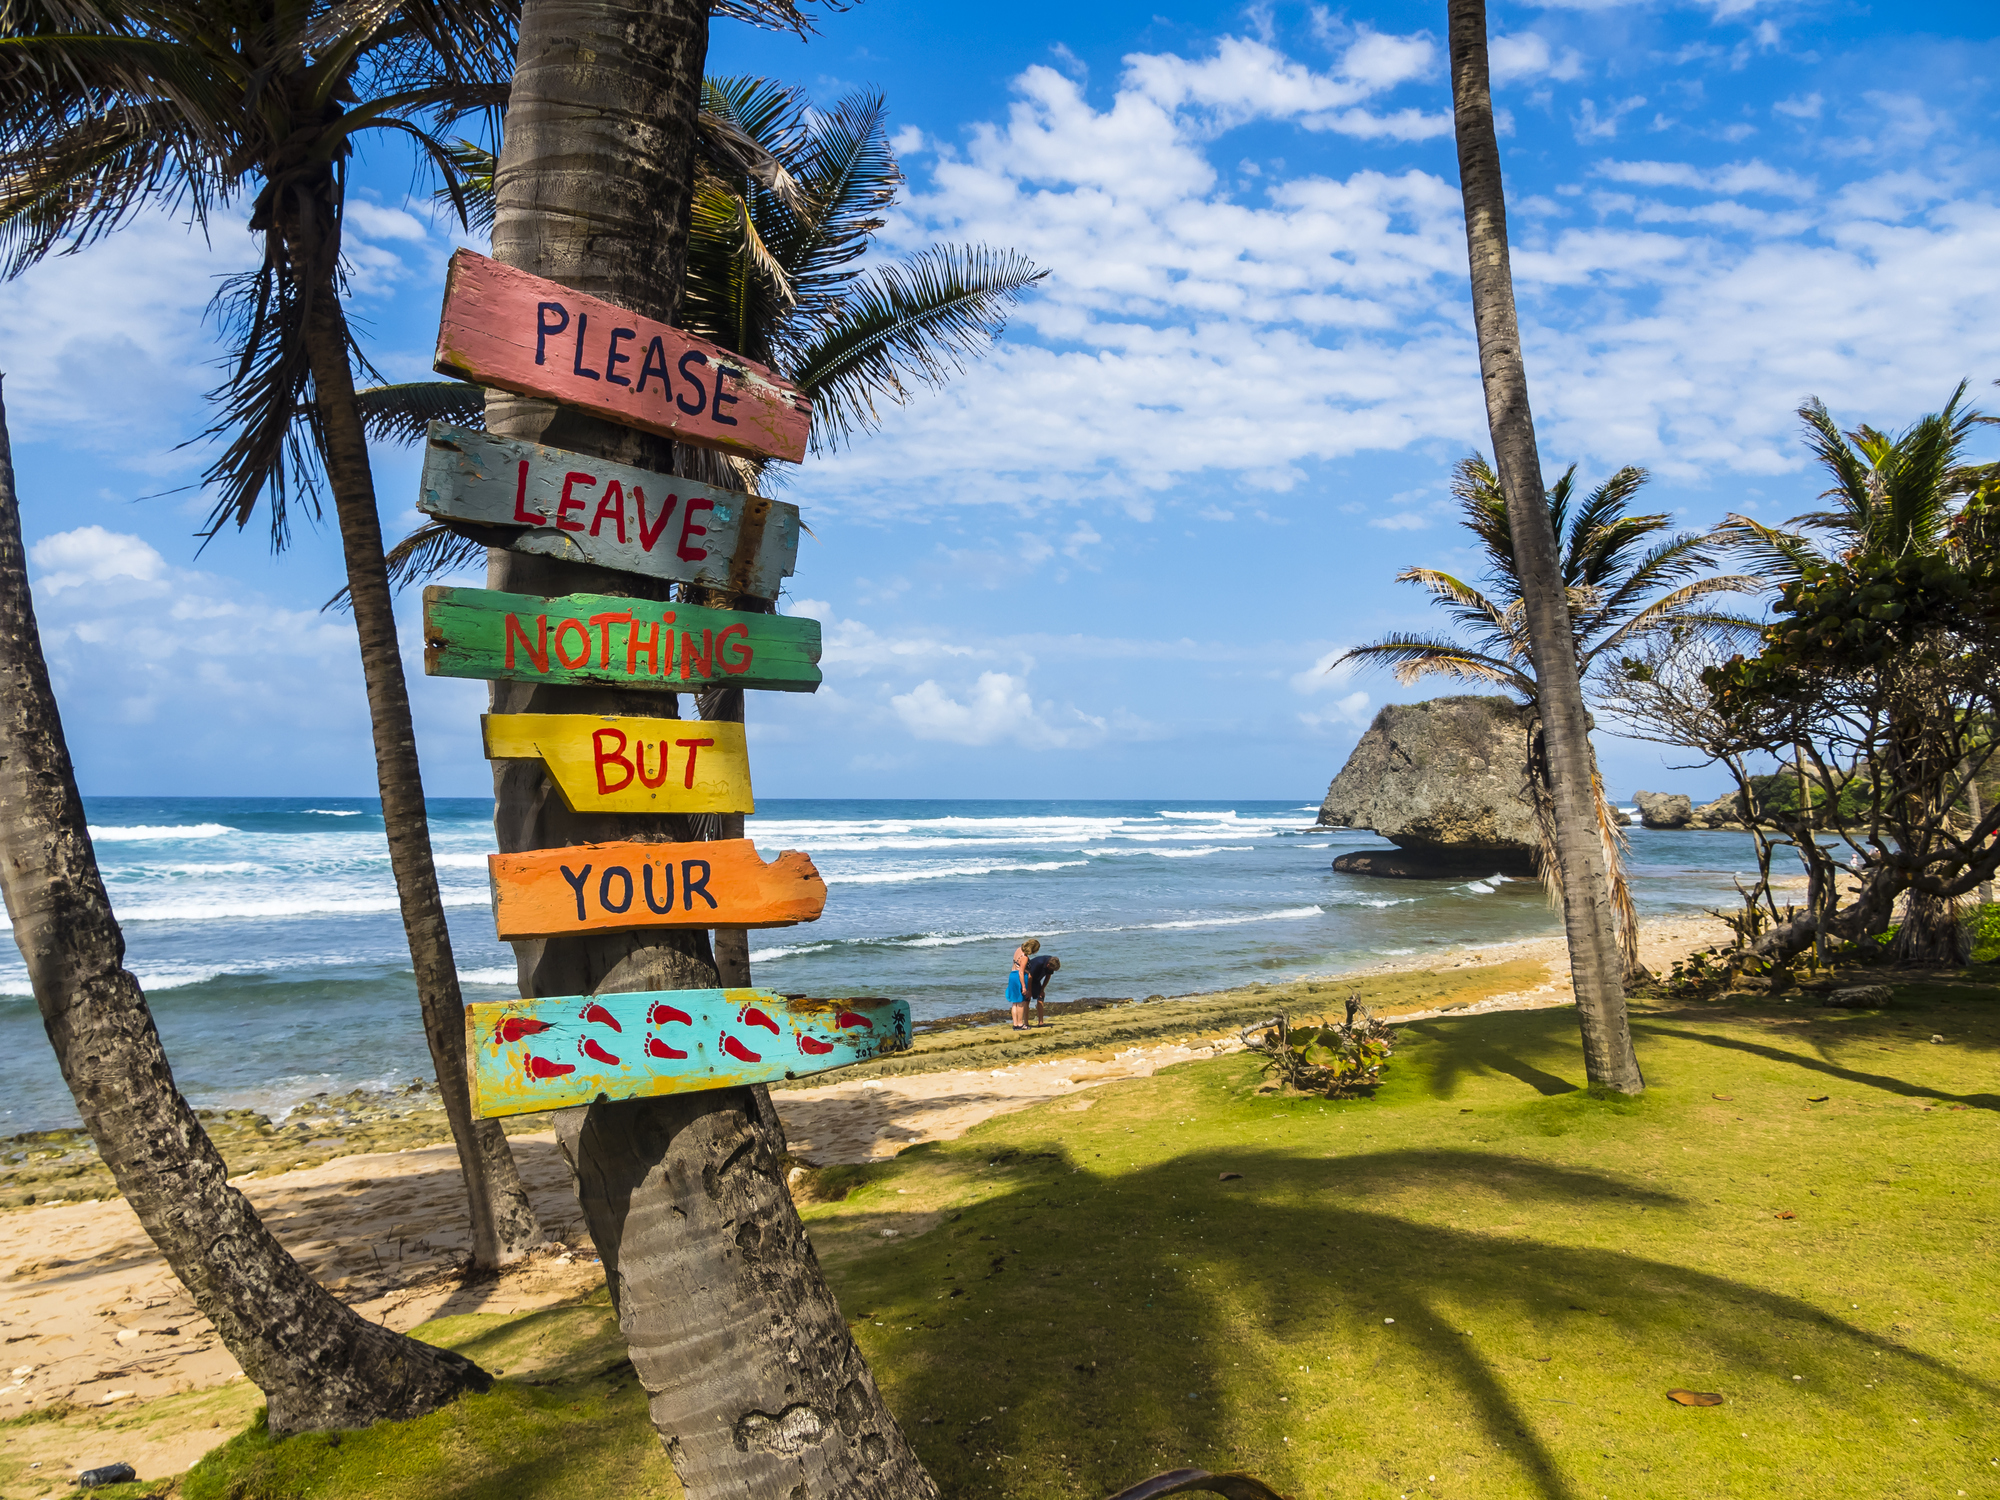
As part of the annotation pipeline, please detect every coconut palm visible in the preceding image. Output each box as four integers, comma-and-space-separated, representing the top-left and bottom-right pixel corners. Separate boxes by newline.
356, 74, 1044, 589
0, 0, 541, 1268
1446, 0, 1643, 1090
0, 382, 489, 1432
1340, 455, 1760, 979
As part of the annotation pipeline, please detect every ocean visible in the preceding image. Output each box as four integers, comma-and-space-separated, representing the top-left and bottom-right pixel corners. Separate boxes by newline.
0, 797, 1761, 1135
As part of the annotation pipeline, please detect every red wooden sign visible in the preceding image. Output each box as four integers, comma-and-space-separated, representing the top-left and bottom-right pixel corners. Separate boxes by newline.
431, 250, 813, 464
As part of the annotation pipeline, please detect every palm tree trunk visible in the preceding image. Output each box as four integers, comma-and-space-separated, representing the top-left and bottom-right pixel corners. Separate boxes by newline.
290, 227, 542, 1269
0, 377, 490, 1435
1447, 0, 1643, 1092
486, 4, 936, 1496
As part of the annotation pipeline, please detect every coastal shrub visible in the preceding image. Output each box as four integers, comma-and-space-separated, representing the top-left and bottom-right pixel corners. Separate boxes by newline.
1240, 997, 1394, 1098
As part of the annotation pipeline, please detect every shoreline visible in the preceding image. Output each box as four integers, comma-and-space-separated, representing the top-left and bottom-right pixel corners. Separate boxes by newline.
0, 903, 1745, 1475
0, 905, 1740, 1212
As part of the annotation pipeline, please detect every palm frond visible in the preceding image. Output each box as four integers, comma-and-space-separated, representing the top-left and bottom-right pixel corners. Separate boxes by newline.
352, 381, 485, 445
1337, 635, 1532, 694
788, 243, 1045, 451
1710, 513, 1822, 583
323, 517, 484, 609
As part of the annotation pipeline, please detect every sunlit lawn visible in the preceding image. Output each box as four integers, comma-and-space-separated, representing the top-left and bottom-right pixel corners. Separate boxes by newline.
66, 974, 2000, 1500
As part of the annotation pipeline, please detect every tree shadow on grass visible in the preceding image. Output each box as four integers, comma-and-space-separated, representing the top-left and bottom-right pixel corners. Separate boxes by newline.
843, 1145, 1999, 1500
1633, 1023, 2000, 1112
1398, 1013, 1582, 1098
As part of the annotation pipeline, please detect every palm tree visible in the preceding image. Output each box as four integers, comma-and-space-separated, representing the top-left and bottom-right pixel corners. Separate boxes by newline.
478, 4, 946, 1495
1340, 455, 1760, 979
0, 0, 542, 1268
1446, 0, 1643, 1091
356, 74, 1045, 587
0, 378, 488, 1432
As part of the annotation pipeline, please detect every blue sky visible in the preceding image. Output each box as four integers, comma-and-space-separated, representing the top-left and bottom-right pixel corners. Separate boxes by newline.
3, 0, 1996, 803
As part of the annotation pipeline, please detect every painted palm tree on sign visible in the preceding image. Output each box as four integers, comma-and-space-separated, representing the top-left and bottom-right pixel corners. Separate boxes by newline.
1340, 455, 1759, 979
0, 0, 541, 1269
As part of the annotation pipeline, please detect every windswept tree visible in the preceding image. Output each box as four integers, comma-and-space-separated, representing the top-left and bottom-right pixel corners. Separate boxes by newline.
0, 0, 541, 1266
1704, 384, 2000, 965
1341, 455, 1758, 979
0, 378, 490, 1433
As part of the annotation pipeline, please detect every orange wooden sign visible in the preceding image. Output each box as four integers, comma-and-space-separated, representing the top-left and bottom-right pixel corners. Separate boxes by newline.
432, 250, 812, 464
489, 838, 825, 941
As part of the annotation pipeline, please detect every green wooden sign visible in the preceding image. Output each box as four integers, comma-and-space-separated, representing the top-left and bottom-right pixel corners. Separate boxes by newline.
423, 586, 821, 694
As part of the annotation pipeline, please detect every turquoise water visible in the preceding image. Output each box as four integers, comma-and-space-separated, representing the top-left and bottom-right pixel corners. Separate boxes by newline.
0, 797, 1762, 1133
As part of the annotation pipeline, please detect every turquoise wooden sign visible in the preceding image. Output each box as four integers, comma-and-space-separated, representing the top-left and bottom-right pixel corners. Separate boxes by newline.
465, 989, 910, 1118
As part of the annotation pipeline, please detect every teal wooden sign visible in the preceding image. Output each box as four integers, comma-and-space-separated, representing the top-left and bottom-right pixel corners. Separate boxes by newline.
417, 422, 801, 598
465, 989, 910, 1117
423, 586, 821, 694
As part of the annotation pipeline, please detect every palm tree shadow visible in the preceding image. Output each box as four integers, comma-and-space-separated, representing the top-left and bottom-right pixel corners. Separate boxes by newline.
1634, 1022, 2000, 1111
876, 1146, 1997, 1500
1400, 1009, 1585, 1099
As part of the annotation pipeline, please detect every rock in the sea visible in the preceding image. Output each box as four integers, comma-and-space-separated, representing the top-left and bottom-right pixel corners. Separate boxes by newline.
1633, 790, 1692, 829
1320, 696, 1539, 876
1690, 792, 1748, 830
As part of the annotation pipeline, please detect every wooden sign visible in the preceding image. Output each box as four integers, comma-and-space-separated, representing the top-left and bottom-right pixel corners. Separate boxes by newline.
425, 587, 820, 695
432, 250, 812, 464
465, 989, 910, 1118
417, 423, 801, 599
482, 714, 753, 814
489, 838, 825, 940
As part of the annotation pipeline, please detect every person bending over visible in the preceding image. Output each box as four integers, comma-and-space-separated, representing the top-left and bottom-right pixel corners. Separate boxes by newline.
1025, 953, 1061, 1028
1007, 938, 1041, 1031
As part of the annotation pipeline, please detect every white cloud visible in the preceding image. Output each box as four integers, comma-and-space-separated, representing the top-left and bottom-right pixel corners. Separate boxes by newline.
1594, 157, 1815, 198
1369, 511, 1431, 530
1289, 647, 1359, 695
29, 526, 168, 593
24, 527, 369, 767
1490, 33, 1585, 86
1773, 92, 1823, 121
890, 671, 1107, 749
1573, 95, 1648, 141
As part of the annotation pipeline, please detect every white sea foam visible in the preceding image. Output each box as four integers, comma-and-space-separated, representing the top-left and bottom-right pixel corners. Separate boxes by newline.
1088, 845, 1252, 859
305, 809, 365, 817
114, 889, 492, 924
459, 966, 520, 987
1132, 905, 1323, 931
746, 943, 835, 963
828, 860, 1089, 886
433, 852, 491, 869
88, 823, 235, 842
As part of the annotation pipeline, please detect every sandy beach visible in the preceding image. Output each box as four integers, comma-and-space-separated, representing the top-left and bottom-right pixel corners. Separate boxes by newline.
0, 907, 1738, 1483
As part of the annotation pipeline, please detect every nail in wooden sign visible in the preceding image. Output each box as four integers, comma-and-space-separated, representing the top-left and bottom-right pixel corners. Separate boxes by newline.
466, 989, 910, 1118
490, 838, 826, 940
432, 250, 812, 464
425, 587, 820, 696
417, 423, 801, 599
482, 714, 753, 814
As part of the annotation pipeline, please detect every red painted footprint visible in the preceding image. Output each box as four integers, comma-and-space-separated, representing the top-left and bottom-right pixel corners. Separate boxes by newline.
741, 1006, 780, 1034
721, 1034, 762, 1064
495, 1017, 553, 1045
797, 1035, 835, 1056
648, 1001, 692, 1028
835, 1011, 874, 1030
647, 1037, 688, 1060
582, 1002, 623, 1032
580, 1038, 621, 1067
524, 1054, 575, 1081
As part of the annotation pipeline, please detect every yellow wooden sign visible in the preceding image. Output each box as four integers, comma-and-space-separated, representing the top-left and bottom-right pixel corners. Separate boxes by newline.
481, 714, 753, 814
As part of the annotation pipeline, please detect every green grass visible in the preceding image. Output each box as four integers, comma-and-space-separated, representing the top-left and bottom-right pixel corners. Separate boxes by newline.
105, 979, 2000, 1500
